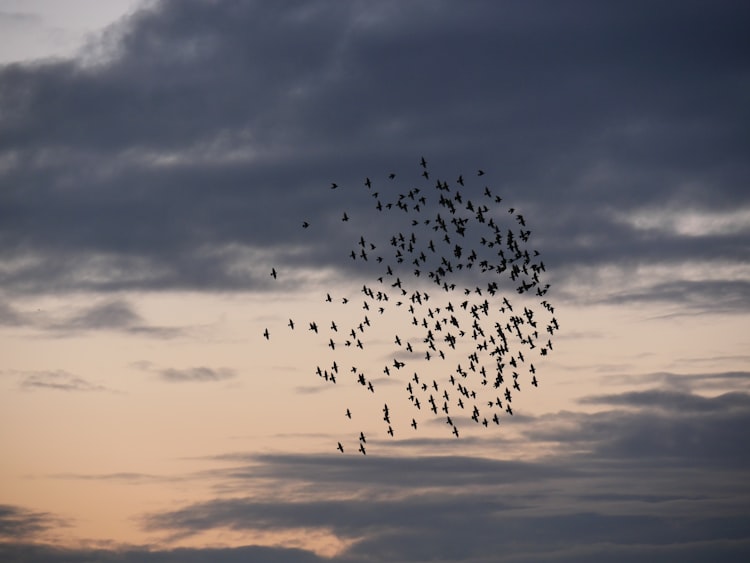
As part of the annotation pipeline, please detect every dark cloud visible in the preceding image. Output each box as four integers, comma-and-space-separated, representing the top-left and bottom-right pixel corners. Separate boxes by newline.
598, 279, 750, 313
530, 388, 750, 469
206, 452, 581, 491
0, 504, 68, 540
579, 388, 750, 413
602, 370, 750, 393
2, 380, 749, 561
131, 382, 748, 561
0, 543, 328, 563
0, 0, 747, 305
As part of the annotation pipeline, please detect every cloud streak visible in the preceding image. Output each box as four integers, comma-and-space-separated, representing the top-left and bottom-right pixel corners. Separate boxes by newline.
18, 369, 110, 392
158, 366, 236, 383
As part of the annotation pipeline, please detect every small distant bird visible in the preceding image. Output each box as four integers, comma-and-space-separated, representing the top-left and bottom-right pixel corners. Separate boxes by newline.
337, 442, 344, 453
342, 212, 349, 221
302, 221, 310, 228
263, 328, 269, 340
270, 268, 277, 279
330, 182, 338, 189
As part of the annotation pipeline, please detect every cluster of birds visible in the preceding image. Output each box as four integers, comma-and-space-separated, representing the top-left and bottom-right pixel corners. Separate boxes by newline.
265, 157, 558, 454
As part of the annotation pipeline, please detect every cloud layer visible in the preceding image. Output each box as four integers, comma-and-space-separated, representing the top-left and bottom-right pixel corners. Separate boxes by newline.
1, 0, 747, 310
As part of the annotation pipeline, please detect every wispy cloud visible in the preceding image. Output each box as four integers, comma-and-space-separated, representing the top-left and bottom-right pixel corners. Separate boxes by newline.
18, 369, 110, 392
47, 299, 183, 338
0, 504, 69, 540
158, 366, 236, 383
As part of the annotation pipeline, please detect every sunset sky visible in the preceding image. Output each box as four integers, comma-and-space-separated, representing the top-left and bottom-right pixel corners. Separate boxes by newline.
1, 1, 749, 561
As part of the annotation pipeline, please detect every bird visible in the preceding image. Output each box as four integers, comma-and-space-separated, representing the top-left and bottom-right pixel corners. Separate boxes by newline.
337, 442, 344, 452
274, 160, 555, 454
263, 328, 269, 339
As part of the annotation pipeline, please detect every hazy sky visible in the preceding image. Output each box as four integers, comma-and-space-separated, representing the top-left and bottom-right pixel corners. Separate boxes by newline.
1, 1, 749, 561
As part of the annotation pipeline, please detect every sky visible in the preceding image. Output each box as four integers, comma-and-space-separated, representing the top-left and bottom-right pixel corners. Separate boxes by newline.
1, 1, 749, 561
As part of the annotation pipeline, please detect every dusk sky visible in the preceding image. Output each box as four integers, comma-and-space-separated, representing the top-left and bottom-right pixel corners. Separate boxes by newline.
1, 1, 749, 561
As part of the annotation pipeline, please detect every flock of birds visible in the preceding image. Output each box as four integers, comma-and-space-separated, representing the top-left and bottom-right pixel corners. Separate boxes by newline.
264, 157, 558, 454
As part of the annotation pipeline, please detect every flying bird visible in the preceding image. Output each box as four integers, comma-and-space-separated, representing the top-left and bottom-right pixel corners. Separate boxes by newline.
270, 159, 556, 453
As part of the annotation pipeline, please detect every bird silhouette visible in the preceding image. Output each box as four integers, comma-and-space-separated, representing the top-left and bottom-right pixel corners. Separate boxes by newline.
264, 157, 556, 454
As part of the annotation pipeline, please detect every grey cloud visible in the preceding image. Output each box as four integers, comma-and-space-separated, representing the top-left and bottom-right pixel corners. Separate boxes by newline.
0, 0, 747, 304
48, 299, 183, 337
6, 377, 748, 561
159, 366, 236, 383
49, 471, 177, 484
602, 370, 750, 393
1, 539, 749, 563
140, 446, 750, 561
0, 299, 23, 325
143, 495, 520, 539
0, 543, 329, 563
530, 389, 750, 469
19, 369, 109, 392
600, 279, 750, 313
65, 299, 141, 329
0, 504, 68, 540
579, 388, 750, 413
210, 453, 582, 490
